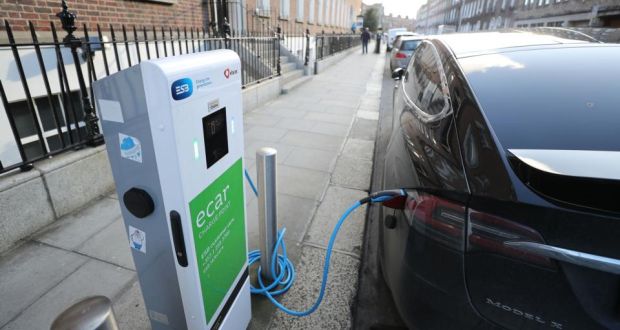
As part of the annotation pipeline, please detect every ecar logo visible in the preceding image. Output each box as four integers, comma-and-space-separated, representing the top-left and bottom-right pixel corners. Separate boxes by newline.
171, 78, 193, 100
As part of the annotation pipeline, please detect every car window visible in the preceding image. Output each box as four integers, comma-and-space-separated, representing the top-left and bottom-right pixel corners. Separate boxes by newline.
400, 40, 421, 51
393, 37, 402, 48
404, 41, 450, 119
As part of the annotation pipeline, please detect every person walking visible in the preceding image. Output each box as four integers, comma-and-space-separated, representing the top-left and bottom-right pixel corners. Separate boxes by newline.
361, 28, 371, 54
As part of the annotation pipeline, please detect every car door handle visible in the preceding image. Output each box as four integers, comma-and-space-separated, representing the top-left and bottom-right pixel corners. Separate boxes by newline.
505, 241, 620, 275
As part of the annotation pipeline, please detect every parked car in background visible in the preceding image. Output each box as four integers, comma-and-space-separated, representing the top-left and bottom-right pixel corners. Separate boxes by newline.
389, 36, 424, 71
386, 28, 408, 51
381, 31, 620, 330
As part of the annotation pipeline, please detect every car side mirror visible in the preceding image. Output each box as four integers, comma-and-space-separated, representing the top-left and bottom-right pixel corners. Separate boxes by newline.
392, 67, 405, 80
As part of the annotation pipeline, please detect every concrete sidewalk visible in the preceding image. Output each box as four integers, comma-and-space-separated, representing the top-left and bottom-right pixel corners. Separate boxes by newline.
0, 48, 385, 330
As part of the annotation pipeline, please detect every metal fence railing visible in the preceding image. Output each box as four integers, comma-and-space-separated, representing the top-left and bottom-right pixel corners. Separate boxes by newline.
0, 5, 279, 175
315, 33, 361, 61
246, 13, 311, 68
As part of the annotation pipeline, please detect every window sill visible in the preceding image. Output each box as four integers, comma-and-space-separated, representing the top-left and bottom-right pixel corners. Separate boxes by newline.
143, 0, 177, 4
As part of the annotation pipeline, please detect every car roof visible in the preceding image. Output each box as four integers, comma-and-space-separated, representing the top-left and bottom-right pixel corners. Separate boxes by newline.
453, 36, 620, 154
432, 31, 597, 58
398, 36, 425, 41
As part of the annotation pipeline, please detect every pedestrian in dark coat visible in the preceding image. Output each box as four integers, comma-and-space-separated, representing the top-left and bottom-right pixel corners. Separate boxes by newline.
361, 28, 371, 54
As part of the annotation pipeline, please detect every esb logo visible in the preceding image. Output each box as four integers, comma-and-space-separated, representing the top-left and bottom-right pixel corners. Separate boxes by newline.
171, 78, 193, 101
224, 68, 238, 79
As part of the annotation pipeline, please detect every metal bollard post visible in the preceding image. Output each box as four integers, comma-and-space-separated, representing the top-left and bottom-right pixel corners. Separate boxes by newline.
51, 296, 119, 330
257, 147, 278, 282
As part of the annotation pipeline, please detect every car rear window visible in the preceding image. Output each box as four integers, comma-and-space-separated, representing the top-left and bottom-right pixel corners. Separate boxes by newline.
459, 46, 620, 152
401, 40, 421, 51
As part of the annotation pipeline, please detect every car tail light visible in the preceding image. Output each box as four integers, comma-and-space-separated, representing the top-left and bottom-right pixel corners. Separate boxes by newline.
395, 52, 407, 59
468, 209, 554, 268
405, 194, 466, 251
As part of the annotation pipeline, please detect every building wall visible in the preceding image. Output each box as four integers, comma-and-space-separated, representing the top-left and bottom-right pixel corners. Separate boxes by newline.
0, 0, 207, 32
245, 0, 362, 34
416, 0, 620, 33
0, 0, 362, 35
514, 0, 620, 27
382, 14, 416, 31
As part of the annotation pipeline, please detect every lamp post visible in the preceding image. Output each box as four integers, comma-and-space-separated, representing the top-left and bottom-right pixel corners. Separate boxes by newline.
57, 0, 103, 146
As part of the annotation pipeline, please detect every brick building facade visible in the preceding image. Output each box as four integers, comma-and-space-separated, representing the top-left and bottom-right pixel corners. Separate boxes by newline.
416, 0, 620, 34
0, 0, 361, 35
0, 0, 206, 31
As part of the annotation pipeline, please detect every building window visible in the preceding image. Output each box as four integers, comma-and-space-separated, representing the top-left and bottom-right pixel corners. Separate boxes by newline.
280, 0, 290, 19
325, 0, 330, 25
318, 0, 324, 24
257, 0, 270, 15
308, 0, 315, 22
297, 0, 304, 20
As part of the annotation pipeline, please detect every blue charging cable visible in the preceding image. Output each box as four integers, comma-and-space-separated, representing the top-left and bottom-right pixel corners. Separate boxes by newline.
244, 168, 405, 316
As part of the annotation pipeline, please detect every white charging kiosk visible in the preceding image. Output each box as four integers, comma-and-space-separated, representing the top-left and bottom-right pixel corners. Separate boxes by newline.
93, 50, 250, 330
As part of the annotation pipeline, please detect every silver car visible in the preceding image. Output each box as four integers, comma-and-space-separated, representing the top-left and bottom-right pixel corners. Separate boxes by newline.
389, 36, 424, 71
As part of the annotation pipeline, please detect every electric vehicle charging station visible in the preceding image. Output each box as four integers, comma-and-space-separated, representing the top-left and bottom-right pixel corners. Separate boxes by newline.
93, 50, 250, 330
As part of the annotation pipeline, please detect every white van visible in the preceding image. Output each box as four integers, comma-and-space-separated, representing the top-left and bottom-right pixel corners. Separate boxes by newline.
387, 28, 408, 51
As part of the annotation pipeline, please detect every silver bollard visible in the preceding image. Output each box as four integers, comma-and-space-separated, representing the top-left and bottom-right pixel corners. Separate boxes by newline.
257, 147, 278, 281
51, 296, 119, 330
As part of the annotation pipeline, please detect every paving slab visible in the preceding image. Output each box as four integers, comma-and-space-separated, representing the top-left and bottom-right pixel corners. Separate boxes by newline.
276, 118, 321, 132
245, 193, 317, 250
304, 112, 354, 125
245, 125, 289, 142
283, 147, 339, 172
305, 185, 368, 255
113, 280, 150, 330
342, 138, 376, 161
349, 118, 379, 142
256, 106, 308, 119
244, 140, 295, 163
308, 122, 350, 137
244, 112, 284, 127
34, 197, 122, 251
357, 110, 380, 120
77, 218, 135, 270
276, 165, 331, 201
331, 156, 374, 191
3, 259, 134, 330
269, 246, 360, 330
279, 130, 345, 152
0, 243, 87, 327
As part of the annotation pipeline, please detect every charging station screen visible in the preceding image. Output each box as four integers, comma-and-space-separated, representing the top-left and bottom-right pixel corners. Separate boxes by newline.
202, 108, 229, 168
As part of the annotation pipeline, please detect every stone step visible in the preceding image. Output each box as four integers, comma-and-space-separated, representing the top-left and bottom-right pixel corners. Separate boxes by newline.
281, 62, 297, 74
281, 69, 304, 86
281, 75, 312, 94
280, 56, 289, 64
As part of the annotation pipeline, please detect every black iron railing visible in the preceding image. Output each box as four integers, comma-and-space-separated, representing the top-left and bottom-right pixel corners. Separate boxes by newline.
0, 4, 279, 175
315, 33, 361, 61
246, 13, 310, 67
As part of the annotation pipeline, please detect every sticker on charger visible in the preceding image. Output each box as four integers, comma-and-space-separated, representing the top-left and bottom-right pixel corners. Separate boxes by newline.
129, 225, 146, 253
119, 133, 142, 163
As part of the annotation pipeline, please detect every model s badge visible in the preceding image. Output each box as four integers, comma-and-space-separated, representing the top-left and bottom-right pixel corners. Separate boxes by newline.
171, 78, 193, 100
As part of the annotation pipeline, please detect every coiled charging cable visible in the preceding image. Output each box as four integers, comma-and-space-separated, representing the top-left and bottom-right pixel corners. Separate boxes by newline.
244, 168, 404, 316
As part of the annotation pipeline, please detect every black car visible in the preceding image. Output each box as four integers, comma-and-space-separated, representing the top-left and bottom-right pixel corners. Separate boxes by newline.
380, 31, 620, 330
